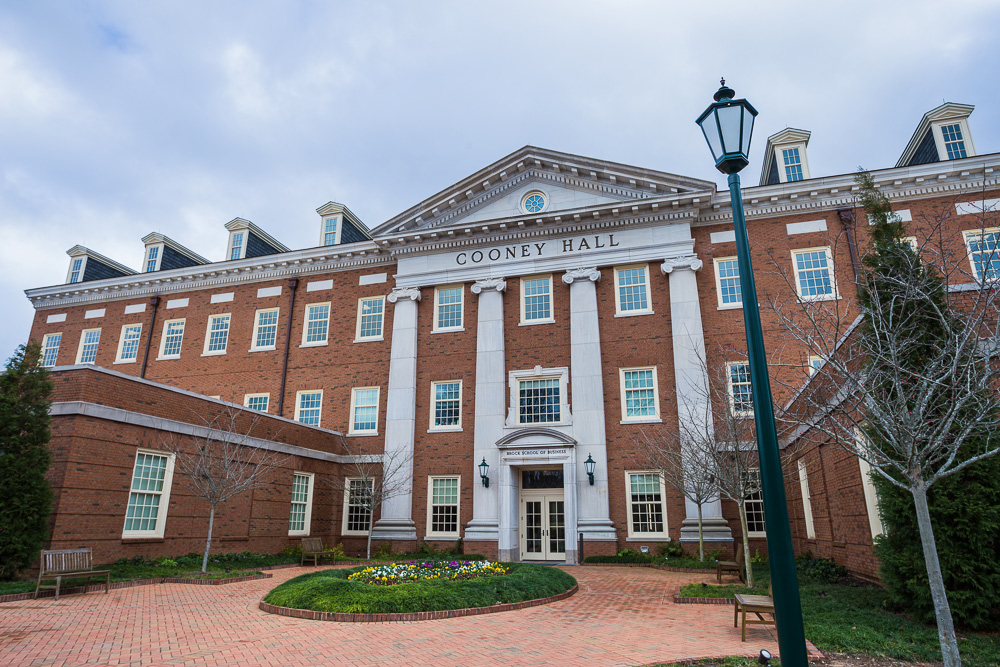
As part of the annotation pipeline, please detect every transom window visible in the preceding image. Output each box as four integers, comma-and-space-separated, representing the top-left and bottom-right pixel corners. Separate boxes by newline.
941, 123, 967, 160
322, 217, 339, 246
145, 246, 160, 272
518, 378, 561, 424
303, 303, 330, 345
964, 229, 1000, 281
343, 478, 373, 535
252, 308, 279, 350
295, 390, 323, 426
428, 476, 460, 536
123, 450, 174, 538
77, 328, 101, 364
744, 468, 766, 536
521, 276, 553, 323
782, 147, 803, 182
614, 265, 651, 315
69, 258, 83, 283
116, 324, 143, 363
350, 387, 380, 434
288, 472, 314, 536
728, 362, 753, 417
626, 471, 667, 538
205, 314, 231, 354
714, 257, 742, 307
522, 191, 546, 213
159, 319, 185, 359
244, 393, 270, 413
431, 381, 462, 429
229, 232, 245, 260
356, 297, 385, 340
41, 333, 62, 368
434, 286, 464, 331
620, 367, 659, 421
792, 248, 835, 299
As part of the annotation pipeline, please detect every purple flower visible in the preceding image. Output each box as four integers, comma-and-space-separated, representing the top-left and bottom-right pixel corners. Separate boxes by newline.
449, 561, 459, 568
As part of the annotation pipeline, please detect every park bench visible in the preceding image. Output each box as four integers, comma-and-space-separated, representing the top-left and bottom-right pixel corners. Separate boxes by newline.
34, 548, 110, 601
716, 541, 745, 583
733, 581, 775, 641
300, 537, 338, 566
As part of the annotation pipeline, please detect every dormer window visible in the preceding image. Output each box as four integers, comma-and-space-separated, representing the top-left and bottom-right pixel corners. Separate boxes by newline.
145, 246, 161, 272
68, 258, 84, 283
759, 128, 811, 186
229, 232, 245, 260
897, 103, 976, 168
782, 148, 804, 182
941, 123, 967, 160
322, 217, 339, 246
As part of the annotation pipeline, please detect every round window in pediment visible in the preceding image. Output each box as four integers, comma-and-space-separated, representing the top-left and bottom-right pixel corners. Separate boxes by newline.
522, 190, 547, 214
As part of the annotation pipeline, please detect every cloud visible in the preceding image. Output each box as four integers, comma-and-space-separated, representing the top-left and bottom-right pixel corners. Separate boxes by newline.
0, 43, 73, 119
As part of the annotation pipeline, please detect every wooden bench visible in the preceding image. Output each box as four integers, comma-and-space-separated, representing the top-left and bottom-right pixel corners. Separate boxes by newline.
733, 582, 775, 641
34, 548, 110, 601
300, 537, 338, 566
717, 541, 745, 584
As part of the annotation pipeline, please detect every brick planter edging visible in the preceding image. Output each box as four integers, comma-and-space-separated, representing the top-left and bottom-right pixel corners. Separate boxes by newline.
582, 562, 715, 574
258, 583, 579, 622
0, 572, 273, 603
672, 594, 734, 605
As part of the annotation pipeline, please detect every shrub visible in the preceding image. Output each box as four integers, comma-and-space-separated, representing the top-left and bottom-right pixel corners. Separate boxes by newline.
323, 543, 347, 560
659, 541, 684, 558
583, 550, 654, 564
372, 542, 398, 560
797, 557, 847, 583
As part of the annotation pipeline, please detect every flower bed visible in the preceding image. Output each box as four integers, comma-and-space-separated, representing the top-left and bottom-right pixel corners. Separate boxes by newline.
347, 560, 508, 585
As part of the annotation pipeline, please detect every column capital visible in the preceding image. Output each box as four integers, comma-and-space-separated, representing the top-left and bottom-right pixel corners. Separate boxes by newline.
471, 277, 506, 294
660, 254, 703, 274
561, 267, 601, 284
387, 286, 421, 303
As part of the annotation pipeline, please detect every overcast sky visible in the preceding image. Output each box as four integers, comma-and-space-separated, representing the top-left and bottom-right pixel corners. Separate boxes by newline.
2, 0, 998, 358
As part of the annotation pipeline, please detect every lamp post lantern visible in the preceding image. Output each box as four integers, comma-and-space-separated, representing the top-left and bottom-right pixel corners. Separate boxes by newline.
696, 80, 808, 666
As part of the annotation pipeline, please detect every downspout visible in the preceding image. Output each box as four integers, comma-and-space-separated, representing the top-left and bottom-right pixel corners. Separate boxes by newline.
140, 296, 160, 378
838, 208, 862, 283
276, 278, 299, 417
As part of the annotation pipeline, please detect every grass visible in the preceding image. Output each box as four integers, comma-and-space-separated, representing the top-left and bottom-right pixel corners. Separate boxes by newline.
263, 562, 576, 614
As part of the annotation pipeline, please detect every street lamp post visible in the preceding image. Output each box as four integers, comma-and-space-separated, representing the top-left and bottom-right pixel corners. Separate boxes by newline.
696, 80, 808, 666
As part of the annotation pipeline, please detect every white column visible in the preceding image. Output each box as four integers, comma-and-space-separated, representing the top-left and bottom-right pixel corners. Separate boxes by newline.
562, 267, 616, 542
372, 286, 420, 541
466, 277, 506, 545
661, 255, 733, 543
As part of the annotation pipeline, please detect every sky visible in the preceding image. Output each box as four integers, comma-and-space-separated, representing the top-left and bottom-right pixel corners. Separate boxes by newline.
2, 0, 998, 358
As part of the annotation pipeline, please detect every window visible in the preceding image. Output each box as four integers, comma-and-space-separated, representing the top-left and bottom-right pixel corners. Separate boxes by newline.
614, 264, 652, 315
68, 257, 84, 283
158, 319, 185, 359
522, 190, 546, 213
244, 393, 270, 413
288, 472, 314, 536
798, 459, 816, 540
713, 257, 742, 308
342, 478, 373, 535
727, 362, 753, 417
122, 450, 175, 538
115, 324, 143, 363
519, 378, 561, 423
807, 355, 825, 376
964, 229, 1000, 281
294, 390, 323, 426
322, 217, 339, 246
620, 367, 660, 421
302, 303, 330, 346
355, 297, 385, 341
76, 328, 101, 364
520, 275, 553, 324
41, 333, 61, 368
350, 387, 380, 434
940, 123, 967, 160
782, 147, 804, 182
145, 246, 160, 272
229, 232, 245, 260
792, 247, 836, 300
744, 469, 766, 536
855, 429, 886, 540
625, 471, 667, 538
203, 314, 231, 355
434, 285, 464, 331
251, 308, 279, 350
427, 476, 460, 537
430, 380, 462, 430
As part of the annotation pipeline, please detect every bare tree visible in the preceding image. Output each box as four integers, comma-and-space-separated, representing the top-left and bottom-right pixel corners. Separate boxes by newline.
163, 405, 287, 572
769, 172, 1000, 667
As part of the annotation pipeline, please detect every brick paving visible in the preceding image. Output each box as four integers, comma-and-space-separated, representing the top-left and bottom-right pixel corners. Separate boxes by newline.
0, 565, 817, 666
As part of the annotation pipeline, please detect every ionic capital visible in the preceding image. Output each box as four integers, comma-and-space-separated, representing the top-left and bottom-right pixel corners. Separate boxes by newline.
660, 254, 703, 275
561, 267, 601, 285
471, 277, 507, 294
387, 286, 422, 303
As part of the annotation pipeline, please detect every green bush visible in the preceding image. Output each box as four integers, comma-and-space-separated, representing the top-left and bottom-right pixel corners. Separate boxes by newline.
659, 541, 684, 558
796, 557, 847, 583
372, 542, 398, 560
583, 550, 654, 564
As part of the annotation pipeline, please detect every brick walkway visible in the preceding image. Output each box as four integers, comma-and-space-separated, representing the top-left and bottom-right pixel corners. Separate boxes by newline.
0, 565, 815, 666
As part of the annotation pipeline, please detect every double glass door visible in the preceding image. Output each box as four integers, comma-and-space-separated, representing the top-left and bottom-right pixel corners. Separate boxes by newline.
519, 493, 566, 560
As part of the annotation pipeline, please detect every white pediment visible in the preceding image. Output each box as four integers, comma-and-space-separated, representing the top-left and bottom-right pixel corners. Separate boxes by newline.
455, 176, 630, 226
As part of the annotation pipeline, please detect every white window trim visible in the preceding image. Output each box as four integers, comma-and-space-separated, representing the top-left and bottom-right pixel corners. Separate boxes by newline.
249, 307, 280, 352
624, 470, 669, 539
294, 389, 323, 427
932, 118, 976, 161
121, 449, 175, 539
76, 327, 102, 364
349, 386, 381, 435
300, 301, 331, 347
244, 392, 270, 413
726, 361, 754, 418
429, 380, 463, 432
354, 296, 386, 342
341, 477, 373, 536
320, 216, 341, 247
202, 313, 231, 356
797, 459, 816, 540
144, 243, 164, 272
156, 318, 185, 360
66, 256, 88, 284
618, 366, 661, 423
713, 256, 743, 310
114, 323, 144, 364
506, 366, 572, 427
791, 246, 838, 302
288, 471, 315, 537
807, 355, 825, 376
520, 189, 548, 214
746, 468, 766, 538
774, 142, 811, 183
962, 228, 1000, 282
613, 263, 654, 317
433, 284, 465, 332
41, 332, 62, 368
854, 428, 887, 541
519, 274, 555, 325
227, 230, 246, 261
426, 475, 461, 538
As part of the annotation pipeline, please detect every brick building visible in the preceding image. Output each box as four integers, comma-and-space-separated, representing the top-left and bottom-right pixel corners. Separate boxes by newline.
22, 102, 999, 577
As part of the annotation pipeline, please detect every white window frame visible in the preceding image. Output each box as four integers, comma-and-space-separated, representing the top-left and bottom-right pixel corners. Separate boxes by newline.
227, 230, 246, 261
67, 256, 88, 284
355, 296, 386, 342
807, 355, 825, 376
619, 366, 661, 423
429, 380, 463, 432
202, 313, 231, 356
114, 323, 144, 364
288, 472, 315, 536
433, 284, 464, 332
962, 228, 1000, 282
250, 307, 280, 351
426, 475, 461, 538
157, 318, 186, 360
613, 264, 653, 316
320, 216, 341, 246
122, 449, 175, 539
519, 275, 554, 325
341, 477, 373, 536
772, 142, 811, 183
854, 428, 887, 540
745, 468, 766, 537
244, 393, 270, 413
507, 366, 571, 427
797, 459, 816, 540
41, 332, 62, 368
932, 118, 976, 161
727, 361, 754, 417
791, 246, 838, 301
144, 243, 163, 272
301, 302, 331, 347
349, 386, 380, 435
624, 470, 669, 539
294, 390, 323, 426
76, 327, 102, 364
713, 256, 743, 310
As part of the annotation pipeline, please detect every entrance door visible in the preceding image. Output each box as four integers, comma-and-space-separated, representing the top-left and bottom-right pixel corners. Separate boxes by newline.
519, 493, 566, 560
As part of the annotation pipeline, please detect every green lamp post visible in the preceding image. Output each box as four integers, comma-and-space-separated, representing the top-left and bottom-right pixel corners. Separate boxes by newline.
696, 80, 808, 666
